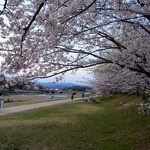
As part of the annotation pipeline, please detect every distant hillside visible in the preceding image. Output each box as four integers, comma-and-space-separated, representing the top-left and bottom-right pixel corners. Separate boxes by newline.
37, 82, 77, 89
37, 82, 93, 90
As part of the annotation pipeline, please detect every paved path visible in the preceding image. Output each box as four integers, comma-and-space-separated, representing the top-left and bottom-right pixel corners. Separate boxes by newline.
0, 99, 81, 116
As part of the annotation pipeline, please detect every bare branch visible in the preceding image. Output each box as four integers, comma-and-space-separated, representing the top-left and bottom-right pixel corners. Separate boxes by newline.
20, 0, 47, 55
0, 0, 7, 15
61, 0, 96, 24
114, 17, 150, 35
137, 0, 150, 21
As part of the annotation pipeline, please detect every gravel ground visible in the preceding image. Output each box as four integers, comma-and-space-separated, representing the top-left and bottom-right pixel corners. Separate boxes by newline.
0, 99, 81, 116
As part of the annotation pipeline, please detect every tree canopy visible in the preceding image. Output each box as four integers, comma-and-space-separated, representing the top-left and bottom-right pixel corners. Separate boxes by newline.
0, 0, 149, 90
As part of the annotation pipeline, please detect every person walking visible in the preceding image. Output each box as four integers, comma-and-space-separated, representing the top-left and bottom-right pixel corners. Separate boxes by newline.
71, 92, 75, 101
82, 93, 85, 99
0, 93, 4, 109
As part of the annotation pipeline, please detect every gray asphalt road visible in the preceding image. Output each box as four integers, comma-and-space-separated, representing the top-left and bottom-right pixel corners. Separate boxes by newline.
0, 99, 80, 116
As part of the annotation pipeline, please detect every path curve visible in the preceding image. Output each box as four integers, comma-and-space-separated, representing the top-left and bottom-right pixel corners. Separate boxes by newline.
0, 99, 81, 116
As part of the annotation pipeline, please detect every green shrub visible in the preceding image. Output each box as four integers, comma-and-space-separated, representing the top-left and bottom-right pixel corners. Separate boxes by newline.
5, 98, 13, 103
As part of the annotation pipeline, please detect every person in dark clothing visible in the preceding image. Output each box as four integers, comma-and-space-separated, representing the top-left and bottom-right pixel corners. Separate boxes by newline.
82, 93, 85, 99
0, 93, 4, 109
71, 92, 75, 100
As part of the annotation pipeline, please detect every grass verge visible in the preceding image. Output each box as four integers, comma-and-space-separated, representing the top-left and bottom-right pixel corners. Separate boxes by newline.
0, 95, 149, 150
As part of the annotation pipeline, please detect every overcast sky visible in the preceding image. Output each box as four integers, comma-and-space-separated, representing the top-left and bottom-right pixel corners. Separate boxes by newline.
37, 68, 93, 84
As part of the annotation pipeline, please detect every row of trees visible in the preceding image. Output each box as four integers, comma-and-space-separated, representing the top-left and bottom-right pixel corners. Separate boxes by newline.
0, 0, 149, 93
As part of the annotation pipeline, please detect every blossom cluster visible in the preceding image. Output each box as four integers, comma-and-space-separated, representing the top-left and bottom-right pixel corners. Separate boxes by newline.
138, 98, 150, 115
0, 0, 149, 90
138, 96, 150, 115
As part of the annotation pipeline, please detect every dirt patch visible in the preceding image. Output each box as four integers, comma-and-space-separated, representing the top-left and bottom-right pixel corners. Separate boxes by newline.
117, 97, 141, 110
105, 96, 141, 109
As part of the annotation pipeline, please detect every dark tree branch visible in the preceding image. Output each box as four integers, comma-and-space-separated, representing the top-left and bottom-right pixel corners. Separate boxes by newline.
137, 0, 150, 21
20, 0, 47, 55
22, 0, 47, 39
56, 46, 113, 63
97, 31, 127, 50
119, 19, 150, 35
61, 0, 96, 24
29, 62, 99, 80
0, 0, 7, 15
29, 57, 150, 80
55, 0, 70, 11
56, 45, 150, 77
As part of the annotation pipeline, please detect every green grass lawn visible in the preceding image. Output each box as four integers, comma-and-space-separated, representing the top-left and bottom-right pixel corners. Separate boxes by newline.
0, 95, 149, 150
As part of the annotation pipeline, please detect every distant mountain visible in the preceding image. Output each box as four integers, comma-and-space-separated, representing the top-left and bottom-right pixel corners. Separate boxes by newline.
36, 82, 93, 90
36, 82, 77, 89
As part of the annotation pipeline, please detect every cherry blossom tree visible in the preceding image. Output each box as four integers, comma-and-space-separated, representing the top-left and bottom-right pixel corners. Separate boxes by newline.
0, 0, 149, 89
90, 63, 150, 95
0, 74, 6, 90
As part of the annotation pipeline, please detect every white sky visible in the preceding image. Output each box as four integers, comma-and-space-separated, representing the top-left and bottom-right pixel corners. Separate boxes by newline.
38, 68, 93, 84
0, 0, 4, 10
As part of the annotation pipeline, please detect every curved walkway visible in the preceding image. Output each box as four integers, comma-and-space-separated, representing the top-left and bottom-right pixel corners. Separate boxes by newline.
0, 99, 81, 116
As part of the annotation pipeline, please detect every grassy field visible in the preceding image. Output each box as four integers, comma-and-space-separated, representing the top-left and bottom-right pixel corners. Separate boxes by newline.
0, 95, 149, 150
